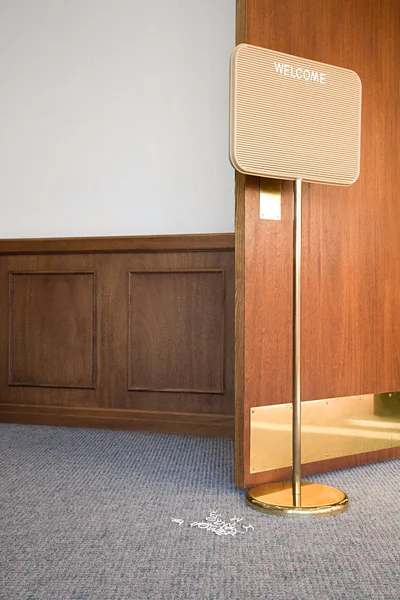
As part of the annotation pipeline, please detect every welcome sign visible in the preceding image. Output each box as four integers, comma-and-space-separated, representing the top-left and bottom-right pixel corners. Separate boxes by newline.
229, 44, 361, 185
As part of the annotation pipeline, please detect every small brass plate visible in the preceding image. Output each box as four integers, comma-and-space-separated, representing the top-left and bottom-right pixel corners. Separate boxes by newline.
260, 178, 281, 220
250, 392, 400, 473
246, 482, 349, 518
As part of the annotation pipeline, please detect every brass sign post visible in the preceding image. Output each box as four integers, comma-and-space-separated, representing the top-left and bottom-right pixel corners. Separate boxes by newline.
229, 44, 363, 514
246, 180, 350, 517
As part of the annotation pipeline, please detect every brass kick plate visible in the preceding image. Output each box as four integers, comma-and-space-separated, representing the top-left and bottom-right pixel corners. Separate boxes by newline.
250, 392, 400, 473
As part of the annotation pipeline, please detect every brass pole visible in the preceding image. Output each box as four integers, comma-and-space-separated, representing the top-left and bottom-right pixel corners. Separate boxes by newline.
292, 179, 302, 505
245, 178, 349, 518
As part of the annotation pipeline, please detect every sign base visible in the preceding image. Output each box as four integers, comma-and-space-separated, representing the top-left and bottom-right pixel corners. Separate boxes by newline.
246, 481, 349, 518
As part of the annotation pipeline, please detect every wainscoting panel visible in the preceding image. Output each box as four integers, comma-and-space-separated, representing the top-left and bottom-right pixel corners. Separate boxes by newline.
9, 271, 97, 389
0, 235, 235, 437
128, 270, 225, 394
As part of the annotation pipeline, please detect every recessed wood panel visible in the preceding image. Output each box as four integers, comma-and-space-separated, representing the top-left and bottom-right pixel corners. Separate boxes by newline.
128, 270, 225, 393
9, 272, 96, 388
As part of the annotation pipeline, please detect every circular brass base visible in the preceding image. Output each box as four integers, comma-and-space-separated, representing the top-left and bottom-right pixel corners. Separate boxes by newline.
246, 482, 349, 517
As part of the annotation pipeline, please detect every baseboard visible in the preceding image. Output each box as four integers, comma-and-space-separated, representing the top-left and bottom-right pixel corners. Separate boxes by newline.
0, 404, 235, 438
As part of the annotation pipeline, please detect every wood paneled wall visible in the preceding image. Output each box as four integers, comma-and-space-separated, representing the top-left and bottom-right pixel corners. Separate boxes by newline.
0, 235, 235, 437
235, 0, 400, 486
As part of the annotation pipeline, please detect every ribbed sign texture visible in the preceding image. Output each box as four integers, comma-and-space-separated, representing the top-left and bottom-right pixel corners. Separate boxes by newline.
230, 44, 362, 185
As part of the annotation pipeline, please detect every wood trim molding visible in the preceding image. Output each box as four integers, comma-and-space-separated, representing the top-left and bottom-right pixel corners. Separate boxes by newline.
0, 404, 235, 438
236, 0, 247, 45
0, 233, 235, 255
234, 172, 246, 486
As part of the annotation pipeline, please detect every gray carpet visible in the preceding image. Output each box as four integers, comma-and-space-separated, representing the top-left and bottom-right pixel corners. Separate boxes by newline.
0, 424, 399, 600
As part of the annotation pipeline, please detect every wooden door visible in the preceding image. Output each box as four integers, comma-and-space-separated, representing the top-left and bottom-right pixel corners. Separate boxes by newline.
235, 0, 400, 487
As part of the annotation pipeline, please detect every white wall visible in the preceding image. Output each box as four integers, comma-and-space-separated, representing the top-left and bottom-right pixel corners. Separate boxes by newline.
0, 0, 235, 238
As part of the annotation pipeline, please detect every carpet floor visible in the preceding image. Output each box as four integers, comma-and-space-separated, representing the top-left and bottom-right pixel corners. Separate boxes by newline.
0, 423, 399, 600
